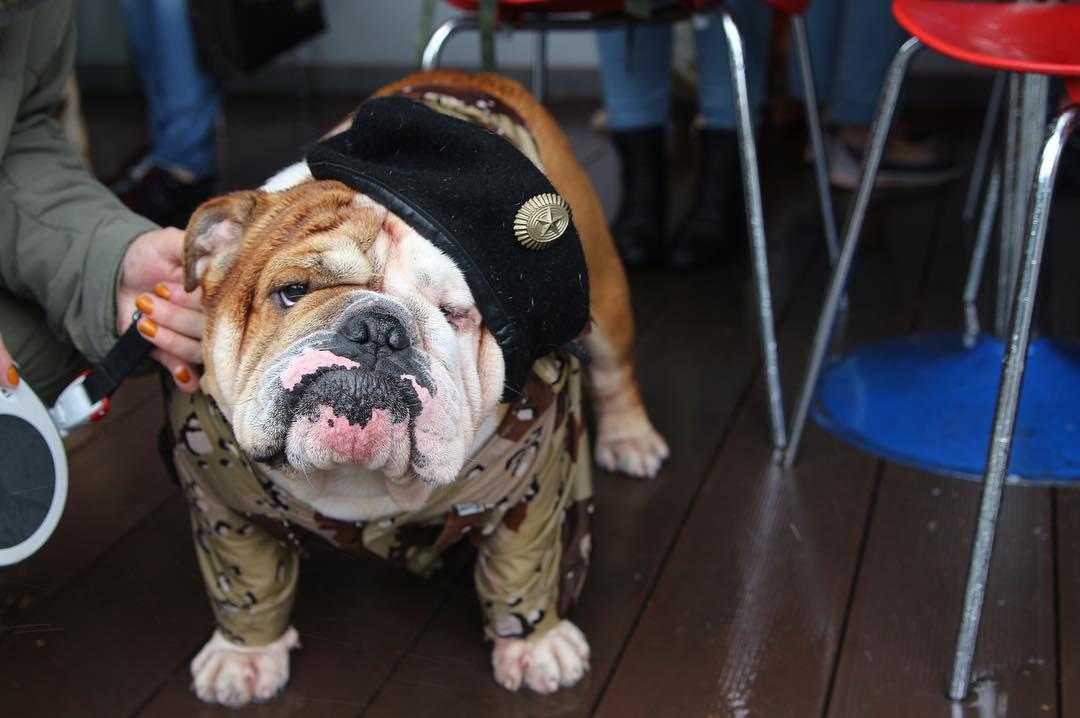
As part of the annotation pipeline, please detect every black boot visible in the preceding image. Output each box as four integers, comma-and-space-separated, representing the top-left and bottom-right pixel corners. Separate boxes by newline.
670, 128, 746, 269
610, 127, 667, 267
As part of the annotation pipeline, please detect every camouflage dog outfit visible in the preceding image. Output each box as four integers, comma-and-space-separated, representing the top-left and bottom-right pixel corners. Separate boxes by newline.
168, 350, 593, 647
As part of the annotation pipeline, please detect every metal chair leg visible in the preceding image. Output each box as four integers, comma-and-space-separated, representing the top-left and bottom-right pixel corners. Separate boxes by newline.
421, 16, 480, 70
790, 15, 839, 264
962, 72, 1006, 224
718, 8, 787, 452
782, 37, 924, 469
963, 161, 1001, 345
996, 75, 1022, 337
947, 103, 1080, 702
532, 29, 548, 100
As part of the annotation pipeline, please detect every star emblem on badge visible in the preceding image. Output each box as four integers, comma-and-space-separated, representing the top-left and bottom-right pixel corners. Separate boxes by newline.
514, 193, 572, 250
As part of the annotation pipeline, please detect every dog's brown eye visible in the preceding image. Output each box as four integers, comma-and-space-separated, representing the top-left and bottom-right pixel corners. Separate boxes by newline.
277, 284, 308, 308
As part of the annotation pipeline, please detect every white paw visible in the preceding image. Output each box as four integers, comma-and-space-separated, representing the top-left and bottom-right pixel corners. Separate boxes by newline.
190, 626, 300, 707
594, 411, 669, 479
492, 620, 590, 694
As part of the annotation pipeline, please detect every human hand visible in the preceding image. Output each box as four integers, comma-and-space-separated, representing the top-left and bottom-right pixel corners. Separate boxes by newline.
117, 227, 204, 392
0, 332, 18, 390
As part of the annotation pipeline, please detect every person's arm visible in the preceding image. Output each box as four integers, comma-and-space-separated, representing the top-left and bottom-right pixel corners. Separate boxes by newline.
0, 17, 200, 390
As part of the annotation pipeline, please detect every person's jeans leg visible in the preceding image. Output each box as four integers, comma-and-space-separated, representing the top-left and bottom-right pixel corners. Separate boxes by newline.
596, 24, 673, 130
826, 0, 907, 127
595, 24, 672, 265
123, 0, 219, 179
120, 0, 163, 147
694, 0, 772, 130
668, 2, 771, 268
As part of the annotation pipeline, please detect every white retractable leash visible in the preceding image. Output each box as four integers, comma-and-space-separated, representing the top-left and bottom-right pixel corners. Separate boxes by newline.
0, 312, 153, 566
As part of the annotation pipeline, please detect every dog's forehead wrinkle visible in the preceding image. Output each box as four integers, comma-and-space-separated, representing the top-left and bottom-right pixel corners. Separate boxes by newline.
315, 242, 373, 283
257, 187, 379, 251
382, 226, 475, 311
257, 240, 374, 296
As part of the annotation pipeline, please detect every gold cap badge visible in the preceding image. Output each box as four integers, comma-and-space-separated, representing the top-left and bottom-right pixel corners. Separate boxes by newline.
514, 193, 571, 250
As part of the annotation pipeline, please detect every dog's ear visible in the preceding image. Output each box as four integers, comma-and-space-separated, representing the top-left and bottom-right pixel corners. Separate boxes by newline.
183, 191, 261, 292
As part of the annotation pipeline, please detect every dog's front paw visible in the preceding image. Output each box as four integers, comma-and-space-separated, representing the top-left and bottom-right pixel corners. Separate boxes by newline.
594, 408, 669, 479
190, 626, 300, 707
492, 620, 590, 694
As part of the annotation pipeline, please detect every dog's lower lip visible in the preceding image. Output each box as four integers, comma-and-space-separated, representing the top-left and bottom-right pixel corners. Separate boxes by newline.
251, 447, 288, 467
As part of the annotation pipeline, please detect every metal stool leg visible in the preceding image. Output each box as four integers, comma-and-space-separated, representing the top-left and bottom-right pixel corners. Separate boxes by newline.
996, 75, 1022, 337
947, 104, 1080, 702
718, 8, 787, 451
532, 30, 548, 100
962, 161, 1001, 345
782, 37, 924, 469
962, 72, 1006, 224
790, 15, 839, 264
421, 16, 480, 70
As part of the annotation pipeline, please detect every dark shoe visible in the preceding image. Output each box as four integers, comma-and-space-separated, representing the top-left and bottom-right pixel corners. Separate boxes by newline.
823, 126, 960, 190
669, 128, 746, 269
610, 127, 668, 267
111, 159, 215, 228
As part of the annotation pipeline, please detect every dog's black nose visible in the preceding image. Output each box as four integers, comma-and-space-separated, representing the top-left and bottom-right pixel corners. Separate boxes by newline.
341, 310, 410, 351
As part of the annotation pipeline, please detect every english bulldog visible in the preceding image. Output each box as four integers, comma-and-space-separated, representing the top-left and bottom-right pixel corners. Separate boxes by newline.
169, 71, 667, 707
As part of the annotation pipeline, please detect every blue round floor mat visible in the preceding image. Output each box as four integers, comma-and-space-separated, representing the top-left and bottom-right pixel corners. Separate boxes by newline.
812, 333, 1080, 484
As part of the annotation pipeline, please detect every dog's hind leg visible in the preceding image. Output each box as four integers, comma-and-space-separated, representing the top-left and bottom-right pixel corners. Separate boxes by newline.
581, 322, 669, 478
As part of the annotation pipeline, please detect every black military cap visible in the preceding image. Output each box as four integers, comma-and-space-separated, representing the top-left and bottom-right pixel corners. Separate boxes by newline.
306, 96, 590, 397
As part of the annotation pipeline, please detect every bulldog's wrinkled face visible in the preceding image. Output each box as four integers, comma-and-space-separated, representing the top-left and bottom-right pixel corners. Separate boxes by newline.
184, 179, 506, 494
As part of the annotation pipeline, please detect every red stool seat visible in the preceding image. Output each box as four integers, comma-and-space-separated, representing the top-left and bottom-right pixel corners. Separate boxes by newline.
442, 0, 708, 19
446, 0, 810, 17
444, 0, 629, 13
893, 0, 1080, 99
765, 0, 810, 16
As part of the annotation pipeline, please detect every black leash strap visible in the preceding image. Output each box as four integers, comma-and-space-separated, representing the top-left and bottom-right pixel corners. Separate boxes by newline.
82, 311, 154, 404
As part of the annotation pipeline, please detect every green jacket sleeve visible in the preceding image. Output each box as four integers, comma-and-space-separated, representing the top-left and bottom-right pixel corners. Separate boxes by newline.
0, 7, 159, 362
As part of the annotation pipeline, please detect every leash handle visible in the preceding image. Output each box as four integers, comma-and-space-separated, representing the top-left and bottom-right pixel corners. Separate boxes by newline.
49, 311, 153, 435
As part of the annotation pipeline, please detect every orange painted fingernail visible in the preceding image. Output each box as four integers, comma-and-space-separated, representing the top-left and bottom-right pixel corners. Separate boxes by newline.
154, 283, 171, 300
135, 294, 154, 314
6, 365, 18, 387
138, 318, 158, 338
174, 366, 191, 383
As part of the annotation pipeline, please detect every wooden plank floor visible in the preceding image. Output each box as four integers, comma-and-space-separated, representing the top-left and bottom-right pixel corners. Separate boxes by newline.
2, 90, 1077, 717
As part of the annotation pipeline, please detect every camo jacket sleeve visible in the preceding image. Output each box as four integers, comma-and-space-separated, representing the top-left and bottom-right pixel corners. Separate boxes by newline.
169, 389, 300, 647
471, 355, 593, 642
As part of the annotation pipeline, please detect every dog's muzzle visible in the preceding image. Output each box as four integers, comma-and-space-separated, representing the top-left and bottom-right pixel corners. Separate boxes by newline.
254, 302, 438, 470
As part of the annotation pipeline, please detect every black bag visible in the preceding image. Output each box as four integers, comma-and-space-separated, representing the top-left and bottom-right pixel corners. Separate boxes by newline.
187, 0, 326, 80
